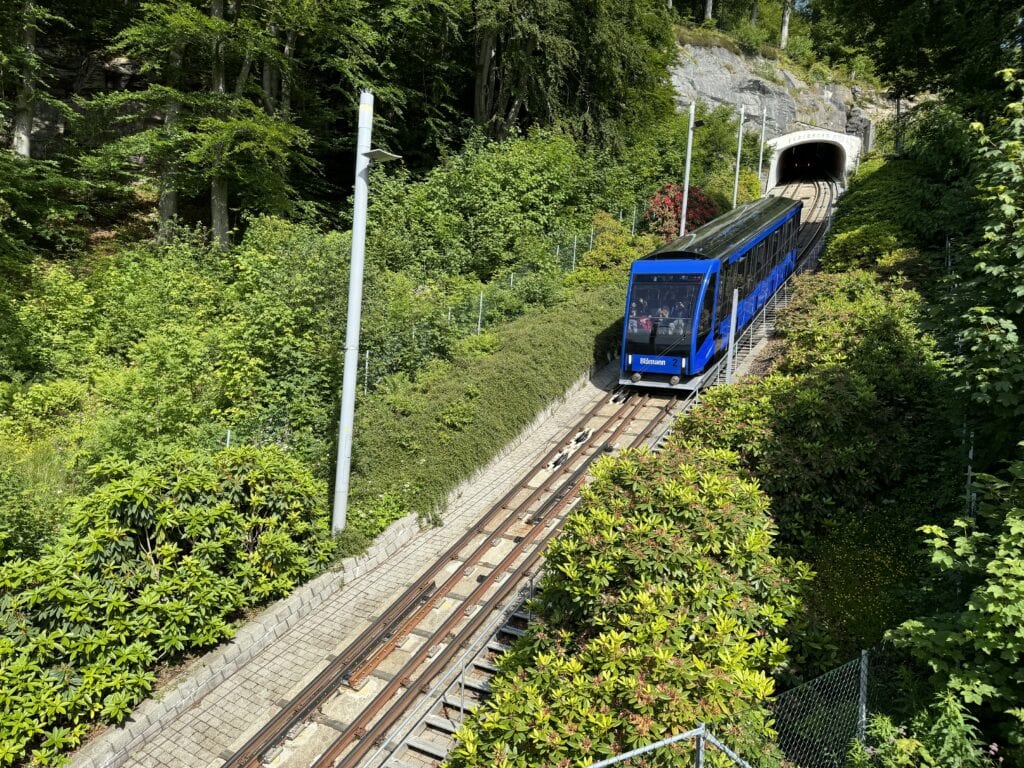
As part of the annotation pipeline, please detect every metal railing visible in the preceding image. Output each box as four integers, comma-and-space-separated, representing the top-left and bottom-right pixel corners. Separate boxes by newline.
585, 723, 755, 768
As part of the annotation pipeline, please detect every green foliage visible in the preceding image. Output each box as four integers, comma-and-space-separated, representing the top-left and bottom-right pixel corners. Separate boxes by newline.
890, 463, 1024, 752
846, 690, 996, 767
446, 445, 811, 767
810, 0, 1021, 118
0, 446, 333, 765
348, 280, 624, 536
567, 212, 658, 287
672, 271, 959, 662
958, 74, 1024, 430
369, 129, 594, 280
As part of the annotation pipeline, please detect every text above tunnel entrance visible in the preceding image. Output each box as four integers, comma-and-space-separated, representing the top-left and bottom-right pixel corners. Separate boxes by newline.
779, 142, 845, 182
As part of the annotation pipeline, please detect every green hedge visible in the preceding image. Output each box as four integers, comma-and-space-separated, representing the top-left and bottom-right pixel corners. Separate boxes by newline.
446, 445, 810, 768
347, 279, 627, 538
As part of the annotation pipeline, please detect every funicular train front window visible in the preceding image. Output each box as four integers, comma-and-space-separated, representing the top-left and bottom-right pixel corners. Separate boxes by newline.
626, 274, 701, 357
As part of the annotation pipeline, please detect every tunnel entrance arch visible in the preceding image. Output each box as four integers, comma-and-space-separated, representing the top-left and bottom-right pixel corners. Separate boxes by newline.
766, 129, 862, 189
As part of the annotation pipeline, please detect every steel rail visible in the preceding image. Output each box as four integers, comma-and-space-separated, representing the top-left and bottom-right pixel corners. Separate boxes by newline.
343, 393, 644, 689
221, 390, 627, 768
313, 396, 655, 768
316, 448, 609, 768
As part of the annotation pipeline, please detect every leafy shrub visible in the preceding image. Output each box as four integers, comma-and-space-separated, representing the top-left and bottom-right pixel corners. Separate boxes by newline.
0, 446, 333, 765
847, 691, 997, 767
785, 35, 816, 69
644, 182, 718, 241
824, 222, 902, 271
446, 445, 811, 768
890, 464, 1024, 754
368, 128, 594, 281
672, 272, 959, 659
567, 212, 658, 287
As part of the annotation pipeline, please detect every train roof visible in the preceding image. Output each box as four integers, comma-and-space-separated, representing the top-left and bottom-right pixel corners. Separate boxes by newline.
641, 195, 801, 265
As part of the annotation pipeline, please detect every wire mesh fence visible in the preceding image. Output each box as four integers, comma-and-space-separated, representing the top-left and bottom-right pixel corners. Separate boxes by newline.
769, 653, 868, 768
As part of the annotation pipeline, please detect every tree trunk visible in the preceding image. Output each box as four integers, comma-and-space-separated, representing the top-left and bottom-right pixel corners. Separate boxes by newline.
211, 0, 226, 93
280, 29, 296, 113
779, 0, 791, 49
261, 24, 277, 114
474, 29, 497, 124
235, 54, 252, 95
158, 49, 182, 235
750, 0, 758, 26
703, 0, 713, 23
262, 59, 276, 113
211, 176, 229, 249
12, 14, 36, 158
157, 99, 181, 233
211, 0, 228, 248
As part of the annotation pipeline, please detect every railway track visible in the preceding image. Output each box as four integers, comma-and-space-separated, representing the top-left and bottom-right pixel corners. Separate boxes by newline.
222, 390, 684, 768
223, 179, 838, 768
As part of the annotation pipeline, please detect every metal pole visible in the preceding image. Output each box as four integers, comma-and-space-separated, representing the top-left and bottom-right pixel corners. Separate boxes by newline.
332, 90, 374, 534
694, 724, 705, 768
477, 290, 483, 334
757, 108, 767, 196
680, 101, 696, 237
858, 649, 868, 743
725, 288, 739, 383
573, 234, 578, 265
732, 105, 745, 208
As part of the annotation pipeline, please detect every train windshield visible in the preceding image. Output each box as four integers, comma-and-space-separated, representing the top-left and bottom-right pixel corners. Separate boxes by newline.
625, 274, 702, 358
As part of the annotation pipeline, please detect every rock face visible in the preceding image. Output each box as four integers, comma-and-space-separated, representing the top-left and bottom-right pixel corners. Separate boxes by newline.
671, 45, 890, 149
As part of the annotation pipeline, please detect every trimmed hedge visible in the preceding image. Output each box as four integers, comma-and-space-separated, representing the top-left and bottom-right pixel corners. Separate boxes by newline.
347, 279, 626, 537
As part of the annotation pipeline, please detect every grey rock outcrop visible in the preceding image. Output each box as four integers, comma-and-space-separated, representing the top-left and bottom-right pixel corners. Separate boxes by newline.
671, 44, 890, 149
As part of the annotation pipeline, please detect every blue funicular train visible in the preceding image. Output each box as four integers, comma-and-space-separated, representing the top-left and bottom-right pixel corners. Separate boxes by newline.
620, 195, 802, 388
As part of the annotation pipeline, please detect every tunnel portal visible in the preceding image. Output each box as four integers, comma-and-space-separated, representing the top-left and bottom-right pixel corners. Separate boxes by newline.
778, 142, 845, 183
765, 129, 862, 191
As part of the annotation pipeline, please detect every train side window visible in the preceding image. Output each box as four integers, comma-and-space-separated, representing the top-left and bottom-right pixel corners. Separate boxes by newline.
723, 259, 737, 315
699, 274, 717, 338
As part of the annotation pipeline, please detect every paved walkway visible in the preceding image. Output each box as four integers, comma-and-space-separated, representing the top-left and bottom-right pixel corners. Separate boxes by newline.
70, 364, 619, 768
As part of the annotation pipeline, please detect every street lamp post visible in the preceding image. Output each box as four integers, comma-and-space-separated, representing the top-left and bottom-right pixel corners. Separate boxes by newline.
332, 91, 400, 534
757, 108, 767, 196
679, 101, 696, 237
732, 105, 745, 208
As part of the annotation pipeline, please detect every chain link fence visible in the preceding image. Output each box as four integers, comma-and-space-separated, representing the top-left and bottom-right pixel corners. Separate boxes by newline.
769, 653, 868, 768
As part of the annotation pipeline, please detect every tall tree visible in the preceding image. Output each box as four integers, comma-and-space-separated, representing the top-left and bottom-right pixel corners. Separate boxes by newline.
812, 0, 1023, 118
99, 0, 317, 244
779, 0, 791, 49
472, 0, 575, 135
0, 2, 58, 158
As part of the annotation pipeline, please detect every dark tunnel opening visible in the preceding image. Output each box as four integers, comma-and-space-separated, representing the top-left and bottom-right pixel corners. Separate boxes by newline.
778, 142, 845, 182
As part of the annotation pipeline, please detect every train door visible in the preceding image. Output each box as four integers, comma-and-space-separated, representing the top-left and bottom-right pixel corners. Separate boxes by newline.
692, 272, 718, 372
